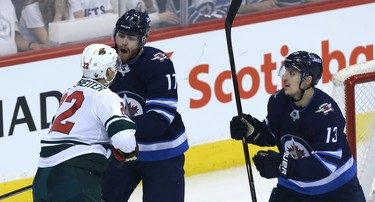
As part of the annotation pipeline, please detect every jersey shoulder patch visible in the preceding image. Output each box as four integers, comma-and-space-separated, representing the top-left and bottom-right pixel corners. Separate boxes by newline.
150, 51, 169, 62
315, 102, 334, 115
144, 47, 170, 63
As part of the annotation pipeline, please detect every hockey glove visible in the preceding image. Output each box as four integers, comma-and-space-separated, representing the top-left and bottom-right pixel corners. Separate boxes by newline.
230, 114, 262, 143
252, 150, 281, 179
279, 152, 295, 179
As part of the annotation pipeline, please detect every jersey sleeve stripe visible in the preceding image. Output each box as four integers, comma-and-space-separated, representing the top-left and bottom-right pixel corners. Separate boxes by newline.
147, 108, 175, 123
106, 117, 136, 138
138, 130, 187, 151
146, 98, 178, 109
313, 150, 343, 159
313, 153, 339, 173
278, 157, 356, 195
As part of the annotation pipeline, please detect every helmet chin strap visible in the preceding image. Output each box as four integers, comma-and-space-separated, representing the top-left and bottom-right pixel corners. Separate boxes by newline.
103, 71, 117, 87
294, 80, 313, 102
294, 87, 305, 102
103, 76, 111, 87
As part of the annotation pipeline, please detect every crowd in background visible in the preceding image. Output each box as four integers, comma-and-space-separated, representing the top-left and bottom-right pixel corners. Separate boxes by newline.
0, 0, 328, 57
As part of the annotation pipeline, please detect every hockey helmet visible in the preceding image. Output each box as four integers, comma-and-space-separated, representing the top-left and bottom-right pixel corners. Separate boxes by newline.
81, 44, 121, 84
113, 9, 151, 47
280, 51, 323, 85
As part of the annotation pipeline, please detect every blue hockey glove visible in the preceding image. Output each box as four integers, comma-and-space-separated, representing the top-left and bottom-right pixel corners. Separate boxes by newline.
230, 114, 262, 143
252, 150, 281, 179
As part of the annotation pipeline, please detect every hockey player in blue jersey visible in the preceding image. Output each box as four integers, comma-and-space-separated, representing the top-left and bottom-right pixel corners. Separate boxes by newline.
101, 9, 189, 202
230, 51, 366, 202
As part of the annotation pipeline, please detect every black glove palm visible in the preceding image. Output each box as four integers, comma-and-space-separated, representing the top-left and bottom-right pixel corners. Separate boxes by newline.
230, 114, 262, 142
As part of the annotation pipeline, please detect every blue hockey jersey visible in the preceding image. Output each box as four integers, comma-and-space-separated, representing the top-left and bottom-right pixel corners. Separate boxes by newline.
256, 88, 356, 195
110, 46, 189, 161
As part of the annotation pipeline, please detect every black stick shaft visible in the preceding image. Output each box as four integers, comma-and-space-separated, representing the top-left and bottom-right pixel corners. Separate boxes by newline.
225, 0, 257, 201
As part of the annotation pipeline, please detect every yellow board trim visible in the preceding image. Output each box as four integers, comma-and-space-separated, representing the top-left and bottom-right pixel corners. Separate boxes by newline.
0, 139, 276, 201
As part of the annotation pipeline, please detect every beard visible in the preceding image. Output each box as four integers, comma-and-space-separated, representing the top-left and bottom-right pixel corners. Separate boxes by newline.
117, 46, 141, 63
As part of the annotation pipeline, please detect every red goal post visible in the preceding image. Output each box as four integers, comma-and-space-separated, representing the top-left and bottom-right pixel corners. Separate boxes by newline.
332, 60, 375, 201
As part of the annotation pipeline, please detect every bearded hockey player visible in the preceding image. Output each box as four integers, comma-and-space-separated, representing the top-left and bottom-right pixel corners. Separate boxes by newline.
101, 9, 189, 202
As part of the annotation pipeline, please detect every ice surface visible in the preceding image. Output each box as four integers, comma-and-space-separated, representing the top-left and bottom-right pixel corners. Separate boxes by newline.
129, 165, 277, 202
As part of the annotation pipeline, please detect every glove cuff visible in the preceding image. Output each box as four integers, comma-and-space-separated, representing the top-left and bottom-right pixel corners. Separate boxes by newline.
279, 152, 295, 178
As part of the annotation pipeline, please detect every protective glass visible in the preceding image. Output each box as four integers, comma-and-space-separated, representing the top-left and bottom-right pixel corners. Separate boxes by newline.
278, 65, 287, 77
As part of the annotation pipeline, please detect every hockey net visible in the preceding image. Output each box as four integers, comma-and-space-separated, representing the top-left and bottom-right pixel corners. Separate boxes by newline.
332, 60, 375, 202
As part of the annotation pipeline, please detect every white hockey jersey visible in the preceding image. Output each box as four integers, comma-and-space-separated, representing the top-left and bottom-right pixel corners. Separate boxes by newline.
38, 78, 136, 170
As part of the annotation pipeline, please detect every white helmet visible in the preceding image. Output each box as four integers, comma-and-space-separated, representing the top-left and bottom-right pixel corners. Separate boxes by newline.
81, 44, 121, 85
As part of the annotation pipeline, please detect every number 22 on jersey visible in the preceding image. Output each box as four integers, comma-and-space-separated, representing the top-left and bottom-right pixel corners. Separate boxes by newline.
50, 91, 84, 135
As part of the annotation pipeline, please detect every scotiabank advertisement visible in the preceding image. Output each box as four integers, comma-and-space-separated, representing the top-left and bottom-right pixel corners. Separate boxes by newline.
0, 2, 374, 183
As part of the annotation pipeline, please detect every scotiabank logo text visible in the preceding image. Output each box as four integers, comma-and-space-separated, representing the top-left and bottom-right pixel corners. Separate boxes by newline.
187, 40, 374, 108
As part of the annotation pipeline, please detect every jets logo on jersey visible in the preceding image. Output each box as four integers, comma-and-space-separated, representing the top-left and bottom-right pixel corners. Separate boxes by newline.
151, 52, 168, 62
123, 97, 143, 117
315, 102, 333, 115
281, 135, 312, 159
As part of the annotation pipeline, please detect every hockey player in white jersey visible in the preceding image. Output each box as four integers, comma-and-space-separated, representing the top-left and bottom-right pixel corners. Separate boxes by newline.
32, 43, 138, 202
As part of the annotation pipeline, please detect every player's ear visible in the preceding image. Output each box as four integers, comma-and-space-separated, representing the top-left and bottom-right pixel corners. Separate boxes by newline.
304, 75, 313, 86
106, 67, 113, 78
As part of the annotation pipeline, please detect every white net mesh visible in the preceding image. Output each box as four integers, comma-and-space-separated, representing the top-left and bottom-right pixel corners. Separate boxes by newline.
332, 60, 375, 202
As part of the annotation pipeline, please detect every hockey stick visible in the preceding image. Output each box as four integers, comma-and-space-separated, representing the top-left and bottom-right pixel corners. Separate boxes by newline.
225, 0, 257, 202
0, 184, 32, 200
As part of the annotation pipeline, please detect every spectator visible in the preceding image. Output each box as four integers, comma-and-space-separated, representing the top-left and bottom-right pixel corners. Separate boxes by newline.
160, 0, 231, 25
0, 0, 47, 56
11, 0, 26, 20
305, 0, 329, 3
238, 0, 305, 14
124, 0, 180, 28
69, 0, 114, 18
110, 0, 119, 13
238, 0, 279, 14
274, 0, 305, 7
188, 0, 229, 23
18, 0, 71, 46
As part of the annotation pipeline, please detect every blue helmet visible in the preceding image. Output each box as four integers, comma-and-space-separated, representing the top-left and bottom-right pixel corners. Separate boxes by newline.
113, 9, 151, 47
283, 51, 323, 86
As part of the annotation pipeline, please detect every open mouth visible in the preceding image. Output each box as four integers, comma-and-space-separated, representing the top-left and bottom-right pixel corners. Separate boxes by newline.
120, 48, 128, 54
